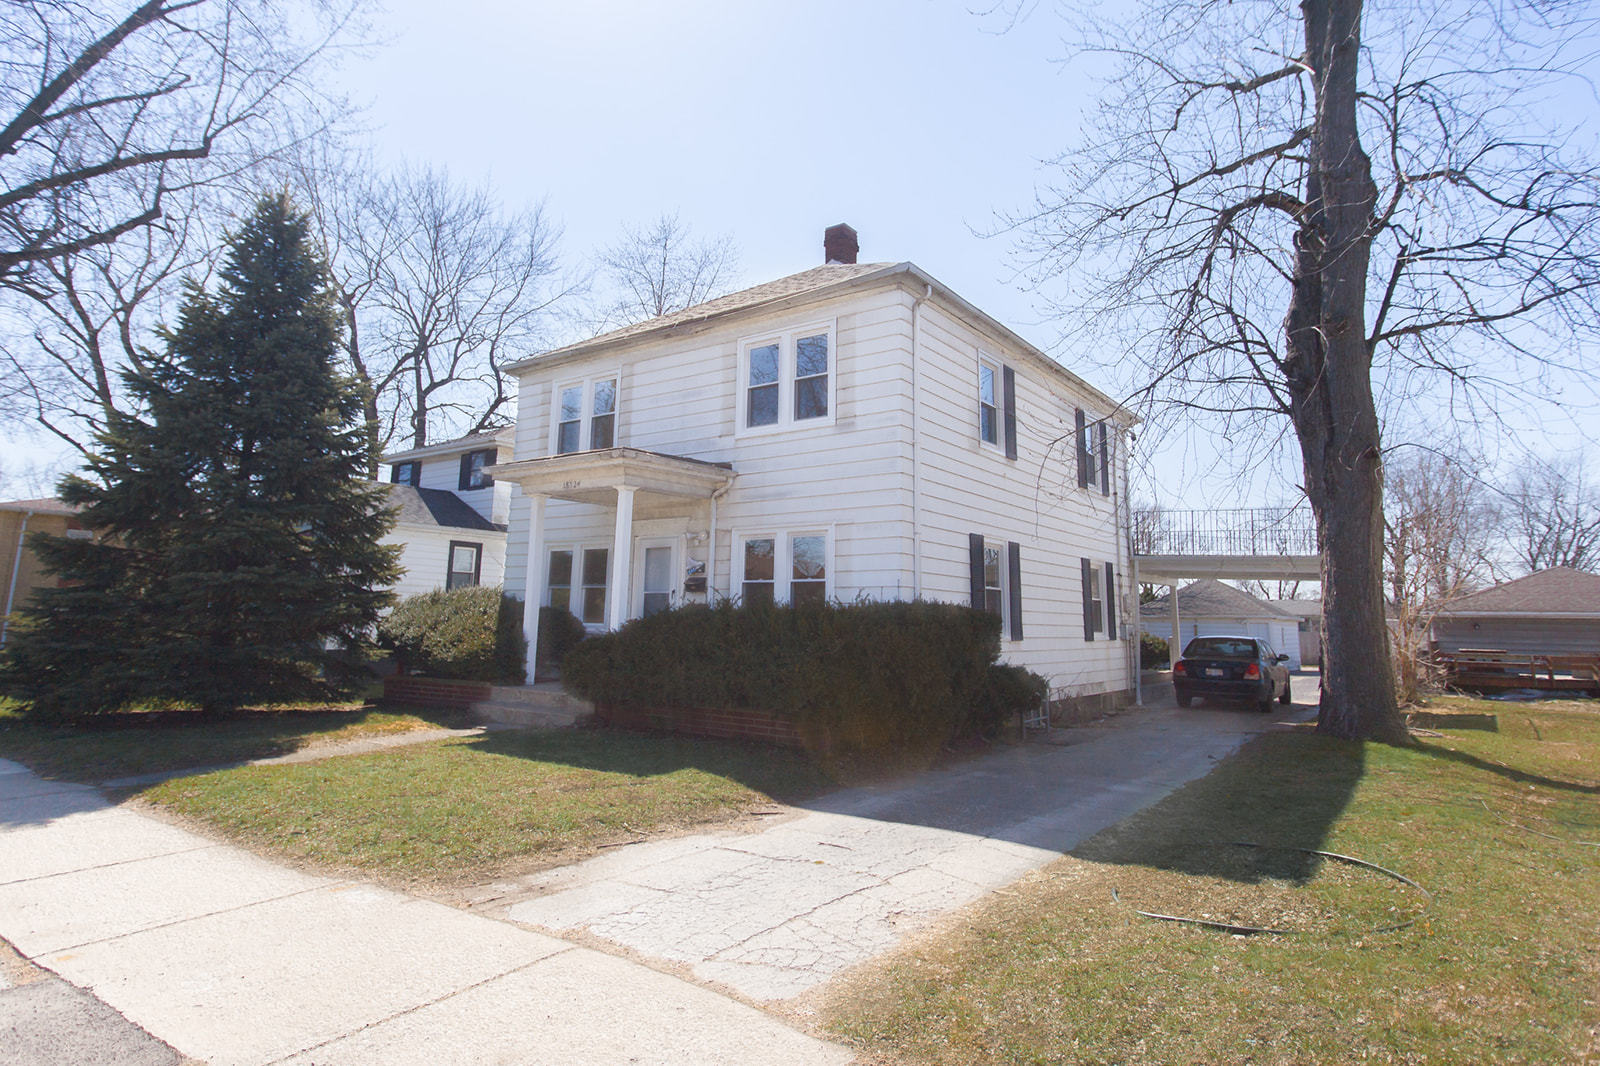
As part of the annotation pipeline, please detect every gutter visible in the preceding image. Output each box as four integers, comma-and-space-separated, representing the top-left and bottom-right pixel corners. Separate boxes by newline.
910, 283, 932, 598
2, 508, 33, 647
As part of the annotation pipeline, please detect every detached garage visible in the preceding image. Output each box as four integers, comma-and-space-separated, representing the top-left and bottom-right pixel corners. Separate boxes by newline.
1140, 579, 1303, 669
1430, 566, 1600, 655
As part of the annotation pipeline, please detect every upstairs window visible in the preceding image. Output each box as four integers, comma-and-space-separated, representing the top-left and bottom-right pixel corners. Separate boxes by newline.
1075, 409, 1109, 493
459, 449, 496, 491
738, 323, 834, 434
979, 355, 1018, 460
978, 363, 998, 447
553, 375, 621, 454
390, 461, 421, 487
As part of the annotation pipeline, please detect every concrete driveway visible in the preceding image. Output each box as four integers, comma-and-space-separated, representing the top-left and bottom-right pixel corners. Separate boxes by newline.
494, 696, 1316, 1002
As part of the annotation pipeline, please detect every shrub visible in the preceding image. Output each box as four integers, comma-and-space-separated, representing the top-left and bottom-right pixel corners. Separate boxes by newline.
537, 606, 588, 672
562, 599, 1046, 769
378, 586, 526, 683
976, 662, 1051, 729
1140, 633, 1171, 669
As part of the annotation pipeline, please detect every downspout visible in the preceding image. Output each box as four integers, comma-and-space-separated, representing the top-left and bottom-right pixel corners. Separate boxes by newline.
910, 283, 932, 599
2, 509, 33, 647
1121, 431, 1140, 706
708, 481, 732, 603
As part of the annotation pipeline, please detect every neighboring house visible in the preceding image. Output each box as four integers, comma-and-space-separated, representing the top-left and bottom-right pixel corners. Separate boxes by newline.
0, 498, 94, 646
1140, 579, 1303, 669
487, 224, 1139, 705
379, 427, 514, 600
1430, 567, 1600, 655
1269, 598, 1324, 667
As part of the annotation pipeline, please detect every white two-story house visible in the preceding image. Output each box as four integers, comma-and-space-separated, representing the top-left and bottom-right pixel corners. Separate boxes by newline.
379, 427, 514, 600
489, 226, 1138, 706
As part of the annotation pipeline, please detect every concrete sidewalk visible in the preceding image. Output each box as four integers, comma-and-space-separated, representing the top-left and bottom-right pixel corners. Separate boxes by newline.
496, 699, 1315, 1001
0, 759, 852, 1066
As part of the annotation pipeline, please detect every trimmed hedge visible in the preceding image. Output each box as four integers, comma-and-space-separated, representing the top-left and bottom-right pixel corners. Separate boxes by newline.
537, 606, 588, 673
377, 586, 526, 683
561, 599, 1046, 767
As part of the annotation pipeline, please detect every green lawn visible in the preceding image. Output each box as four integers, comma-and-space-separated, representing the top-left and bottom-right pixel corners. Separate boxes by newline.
819, 696, 1600, 1065
141, 727, 831, 886
0, 697, 446, 783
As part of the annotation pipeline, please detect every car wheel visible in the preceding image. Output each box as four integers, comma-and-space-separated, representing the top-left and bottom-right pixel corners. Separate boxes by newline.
1278, 679, 1292, 705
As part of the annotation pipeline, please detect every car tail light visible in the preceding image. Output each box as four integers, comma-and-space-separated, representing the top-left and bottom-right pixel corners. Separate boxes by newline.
1244, 663, 1261, 680
1173, 662, 1187, 676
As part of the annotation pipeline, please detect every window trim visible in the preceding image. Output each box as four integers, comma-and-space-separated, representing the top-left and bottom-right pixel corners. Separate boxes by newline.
735, 320, 837, 437
390, 460, 421, 487
549, 372, 621, 455
445, 540, 483, 590
731, 528, 834, 604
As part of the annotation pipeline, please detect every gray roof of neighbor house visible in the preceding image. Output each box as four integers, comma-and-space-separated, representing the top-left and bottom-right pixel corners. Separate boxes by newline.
0, 498, 80, 517
383, 485, 503, 532
504, 260, 1131, 419
1269, 599, 1323, 620
1435, 566, 1600, 616
382, 426, 514, 466
1139, 579, 1299, 620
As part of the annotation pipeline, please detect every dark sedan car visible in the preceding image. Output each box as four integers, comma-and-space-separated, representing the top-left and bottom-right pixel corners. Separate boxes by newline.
1172, 635, 1292, 712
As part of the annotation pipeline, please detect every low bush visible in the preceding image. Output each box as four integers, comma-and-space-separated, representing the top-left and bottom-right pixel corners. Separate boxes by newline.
537, 606, 588, 673
378, 586, 526, 683
562, 599, 1045, 769
1140, 633, 1170, 669
977, 662, 1050, 724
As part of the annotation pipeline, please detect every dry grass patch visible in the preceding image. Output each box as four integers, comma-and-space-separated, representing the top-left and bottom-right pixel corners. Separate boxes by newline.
819, 696, 1600, 1065
140, 726, 830, 887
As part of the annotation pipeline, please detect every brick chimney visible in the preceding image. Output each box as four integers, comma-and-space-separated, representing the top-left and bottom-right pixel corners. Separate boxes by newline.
824, 223, 858, 265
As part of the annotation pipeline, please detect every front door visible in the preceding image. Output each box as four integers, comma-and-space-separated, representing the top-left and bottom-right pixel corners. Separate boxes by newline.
633, 539, 677, 618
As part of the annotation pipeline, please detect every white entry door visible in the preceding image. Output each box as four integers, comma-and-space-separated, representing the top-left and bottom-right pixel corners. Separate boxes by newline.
633, 539, 677, 618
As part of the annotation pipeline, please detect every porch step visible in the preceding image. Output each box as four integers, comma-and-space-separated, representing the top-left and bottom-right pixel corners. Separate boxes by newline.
469, 685, 594, 729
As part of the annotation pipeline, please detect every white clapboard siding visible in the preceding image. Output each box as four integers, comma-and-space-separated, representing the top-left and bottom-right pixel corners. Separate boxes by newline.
505, 278, 1137, 699
382, 525, 508, 602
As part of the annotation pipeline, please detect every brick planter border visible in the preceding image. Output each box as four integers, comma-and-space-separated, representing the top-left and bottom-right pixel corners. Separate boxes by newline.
382, 676, 493, 708
594, 703, 805, 749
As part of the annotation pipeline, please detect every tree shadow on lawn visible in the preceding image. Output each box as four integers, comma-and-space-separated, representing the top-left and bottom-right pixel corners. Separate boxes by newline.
0, 703, 460, 788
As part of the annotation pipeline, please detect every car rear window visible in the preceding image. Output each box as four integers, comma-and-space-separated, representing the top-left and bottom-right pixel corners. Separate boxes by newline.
1183, 637, 1259, 659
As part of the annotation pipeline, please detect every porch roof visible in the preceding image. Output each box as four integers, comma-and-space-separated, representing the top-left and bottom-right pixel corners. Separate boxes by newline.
485, 447, 734, 505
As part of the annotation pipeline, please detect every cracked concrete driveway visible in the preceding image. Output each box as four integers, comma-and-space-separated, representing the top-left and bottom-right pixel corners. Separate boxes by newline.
495, 697, 1316, 1001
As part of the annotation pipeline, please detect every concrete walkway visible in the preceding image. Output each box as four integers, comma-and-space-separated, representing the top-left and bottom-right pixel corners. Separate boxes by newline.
0, 760, 853, 1066
494, 699, 1316, 1001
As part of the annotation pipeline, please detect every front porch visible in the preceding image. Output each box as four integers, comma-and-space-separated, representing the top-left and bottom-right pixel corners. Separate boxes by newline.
486, 448, 736, 682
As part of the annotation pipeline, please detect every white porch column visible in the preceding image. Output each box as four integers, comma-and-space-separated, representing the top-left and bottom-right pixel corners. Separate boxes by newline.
521, 493, 546, 684
608, 486, 636, 630
1169, 581, 1182, 668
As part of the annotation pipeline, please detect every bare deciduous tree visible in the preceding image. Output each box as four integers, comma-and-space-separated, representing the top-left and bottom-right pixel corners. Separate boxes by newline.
1505, 455, 1600, 573
1, 0, 367, 449
595, 213, 738, 327
1384, 451, 1502, 700
1008, 0, 1600, 741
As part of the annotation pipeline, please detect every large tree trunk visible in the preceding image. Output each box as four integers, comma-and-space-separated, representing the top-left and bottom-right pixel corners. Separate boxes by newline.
1283, 0, 1408, 743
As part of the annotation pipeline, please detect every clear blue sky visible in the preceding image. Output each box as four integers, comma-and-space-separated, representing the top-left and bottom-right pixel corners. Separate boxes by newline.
4, 0, 1592, 510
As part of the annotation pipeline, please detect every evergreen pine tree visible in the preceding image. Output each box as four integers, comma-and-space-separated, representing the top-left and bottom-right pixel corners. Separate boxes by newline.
2, 194, 400, 716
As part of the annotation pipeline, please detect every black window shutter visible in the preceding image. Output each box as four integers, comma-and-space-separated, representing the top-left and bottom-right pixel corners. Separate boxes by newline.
1081, 557, 1094, 641
969, 533, 986, 609
1075, 409, 1088, 488
1002, 366, 1018, 461
1104, 561, 1117, 639
1099, 424, 1111, 495
1007, 542, 1023, 641
458, 453, 473, 491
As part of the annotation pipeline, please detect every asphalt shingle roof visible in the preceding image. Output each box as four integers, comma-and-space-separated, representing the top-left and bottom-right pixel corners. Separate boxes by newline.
382, 485, 502, 532
1139, 579, 1298, 620
0, 498, 80, 517
528, 262, 896, 364
1437, 566, 1600, 615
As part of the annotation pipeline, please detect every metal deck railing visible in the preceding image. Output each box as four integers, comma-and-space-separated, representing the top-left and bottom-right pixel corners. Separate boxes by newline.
1133, 507, 1318, 557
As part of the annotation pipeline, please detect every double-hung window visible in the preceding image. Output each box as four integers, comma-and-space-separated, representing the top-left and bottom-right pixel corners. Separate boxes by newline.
446, 541, 482, 590
1075, 408, 1111, 495
458, 449, 496, 491
390, 460, 421, 487
553, 374, 620, 454
738, 323, 835, 433
736, 531, 830, 605
978, 355, 1018, 460
969, 534, 1023, 641
1080, 558, 1119, 641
